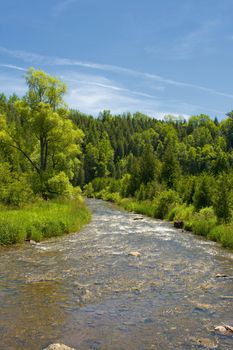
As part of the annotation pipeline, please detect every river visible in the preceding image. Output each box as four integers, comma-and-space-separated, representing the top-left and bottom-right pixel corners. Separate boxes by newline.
0, 199, 233, 349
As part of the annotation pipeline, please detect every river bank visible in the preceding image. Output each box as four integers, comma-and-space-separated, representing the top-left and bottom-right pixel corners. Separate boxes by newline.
0, 198, 91, 245
88, 190, 233, 250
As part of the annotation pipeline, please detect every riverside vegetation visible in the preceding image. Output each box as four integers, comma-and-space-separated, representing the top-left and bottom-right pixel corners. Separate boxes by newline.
72, 111, 233, 249
1, 68, 233, 248
0, 68, 91, 245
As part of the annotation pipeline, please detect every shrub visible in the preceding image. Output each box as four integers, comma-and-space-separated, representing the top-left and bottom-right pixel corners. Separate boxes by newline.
208, 225, 233, 248
83, 183, 94, 198
167, 204, 194, 222
0, 163, 33, 207
47, 172, 73, 197
153, 190, 181, 219
191, 207, 217, 236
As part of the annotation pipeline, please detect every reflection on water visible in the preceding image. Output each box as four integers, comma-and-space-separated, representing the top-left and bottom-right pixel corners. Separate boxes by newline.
0, 199, 233, 349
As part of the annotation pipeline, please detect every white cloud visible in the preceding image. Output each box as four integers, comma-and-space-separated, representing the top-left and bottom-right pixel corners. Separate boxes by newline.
0, 64, 26, 71
1, 46, 232, 99
62, 72, 156, 99
0, 74, 27, 95
0, 67, 224, 118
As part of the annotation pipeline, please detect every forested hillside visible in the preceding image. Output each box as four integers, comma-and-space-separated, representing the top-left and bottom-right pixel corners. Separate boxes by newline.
70, 109, 233, 248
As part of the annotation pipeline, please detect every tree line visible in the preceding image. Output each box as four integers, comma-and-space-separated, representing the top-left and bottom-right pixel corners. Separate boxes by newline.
1, 69, 233, 242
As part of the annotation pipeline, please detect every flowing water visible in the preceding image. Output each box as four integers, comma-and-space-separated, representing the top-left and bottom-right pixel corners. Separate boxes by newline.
0, 199, 233, 350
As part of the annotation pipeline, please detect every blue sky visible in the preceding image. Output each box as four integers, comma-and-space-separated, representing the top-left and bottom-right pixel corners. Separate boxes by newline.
1, 0, 233, 118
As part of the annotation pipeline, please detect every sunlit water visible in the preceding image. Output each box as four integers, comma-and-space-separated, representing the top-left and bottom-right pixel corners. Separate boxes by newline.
0, 199, 233, 349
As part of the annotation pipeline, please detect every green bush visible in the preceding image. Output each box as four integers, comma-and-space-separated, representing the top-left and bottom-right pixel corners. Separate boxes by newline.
208, 225, 233, 248
47, 172, 73, 197
167, 204, 194, 222
0, 163, 33, 207
191, 207, 217, 236
153, 190, 181, 219
83, 182, 95, 198
220, 228, 233, 248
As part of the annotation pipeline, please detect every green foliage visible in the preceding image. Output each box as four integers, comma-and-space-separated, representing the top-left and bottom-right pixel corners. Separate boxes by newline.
0, 199, 91, 245
83, 183, 95, 198
213, 173, 233, 223
0, 163, 33, 206
208, 225, 233, 248
47, 172, 73, 197
167, 204, 194, 222
119, 198, 156, 217
0, 68, 83, 201
193, 174, 214, 210
153, 190, 181, 219
25, 67, 67, 109
191, 207, 217, 236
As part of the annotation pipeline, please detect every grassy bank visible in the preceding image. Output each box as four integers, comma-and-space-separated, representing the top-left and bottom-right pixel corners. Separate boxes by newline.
90, 189, 233, 250
0, 199, 91, 245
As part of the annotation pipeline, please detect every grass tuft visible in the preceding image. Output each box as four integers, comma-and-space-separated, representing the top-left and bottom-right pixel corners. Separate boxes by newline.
0, 199, 91, 245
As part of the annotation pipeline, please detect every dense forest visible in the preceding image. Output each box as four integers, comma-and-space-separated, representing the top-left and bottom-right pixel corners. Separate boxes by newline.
70, 104, 233, 248
1, 68, 233, 248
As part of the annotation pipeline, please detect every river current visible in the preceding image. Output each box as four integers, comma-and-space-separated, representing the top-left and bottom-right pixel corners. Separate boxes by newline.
0, 199, 233, 349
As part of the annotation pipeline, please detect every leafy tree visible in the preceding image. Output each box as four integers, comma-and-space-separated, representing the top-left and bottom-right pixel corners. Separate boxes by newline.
213, 173, 233, 223
193, 174, 214, 210
0, 69, 83, 198
161, 131, 181, 187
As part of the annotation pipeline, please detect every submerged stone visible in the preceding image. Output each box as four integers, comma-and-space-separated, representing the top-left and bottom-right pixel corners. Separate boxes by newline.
128, 251, 141, 257
190, 337, 218, 349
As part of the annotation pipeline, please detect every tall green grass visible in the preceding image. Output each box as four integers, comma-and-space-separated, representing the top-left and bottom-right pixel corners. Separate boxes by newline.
119, 198, 156, 217
208, 225, 233, 248
0, 199, 91, 245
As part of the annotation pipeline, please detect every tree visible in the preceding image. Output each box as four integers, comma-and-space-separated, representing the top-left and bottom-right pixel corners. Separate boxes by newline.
161, 131, 181, 188
193, 174, 214, 210
213, 173, 233, 223
0, 68, 83, 198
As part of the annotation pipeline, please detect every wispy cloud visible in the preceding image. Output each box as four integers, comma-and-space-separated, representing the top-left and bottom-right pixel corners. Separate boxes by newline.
52, 0, 77, 17
0, 67, 224, 117
0, 64, 26, 71
171, 21, 217, 60
145, 21, 218, 60
61, 71, 224, 117
1, 46, 232, 100
62, 73, 156, 99
0, 74, 27, 95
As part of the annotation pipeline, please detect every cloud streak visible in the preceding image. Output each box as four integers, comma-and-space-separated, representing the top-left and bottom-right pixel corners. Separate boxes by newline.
145, 21, 218, 60
0, 63, 26, 71
1, 47, 233, 99
0, 67, 225, 117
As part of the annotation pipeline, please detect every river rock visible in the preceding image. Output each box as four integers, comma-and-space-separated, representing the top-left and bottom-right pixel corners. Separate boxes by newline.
190, 337, 218, 349
215, 326, 228, 334
215, 273, 228, 278
215, 324, 233, 334
129, 251, 141, 257
43, 344, 76, 350
174, 220, 184, 229
29, 240, 37, 245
